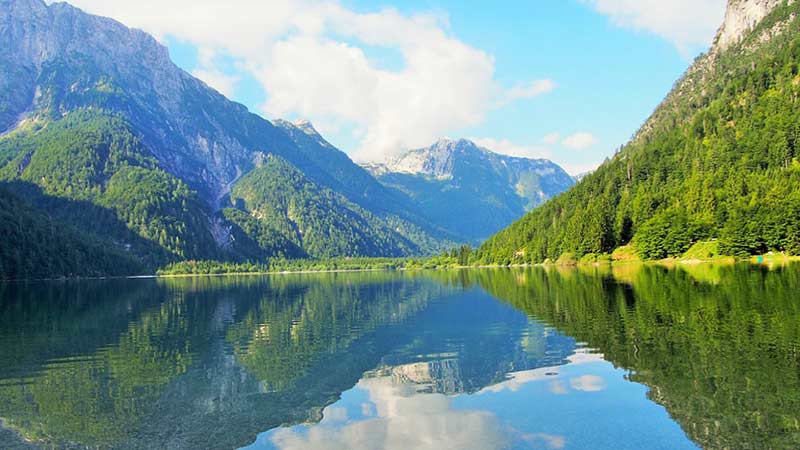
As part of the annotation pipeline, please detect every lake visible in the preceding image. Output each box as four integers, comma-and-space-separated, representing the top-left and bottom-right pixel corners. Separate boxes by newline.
0, 264, 798, 449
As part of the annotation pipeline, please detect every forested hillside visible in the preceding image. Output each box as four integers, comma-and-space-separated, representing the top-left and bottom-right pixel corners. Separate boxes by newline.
0, 110, 233, 267
224, 154, 418, 258
0, 0, 459, 279
0, 187, 143, 279
478, 0, 800, 263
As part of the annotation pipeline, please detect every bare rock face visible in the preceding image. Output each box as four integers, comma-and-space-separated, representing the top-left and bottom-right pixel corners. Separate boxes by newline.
380, 138, 569, 185
0, 0, 294, 206
0, 0, 453, 257
715, 0, 788, 50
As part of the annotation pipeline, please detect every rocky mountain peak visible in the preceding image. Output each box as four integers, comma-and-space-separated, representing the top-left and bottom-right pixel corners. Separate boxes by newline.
273, 118, 337, 153
385, 138, 481, 179
430, 137, 478, 152
292, 119, 321, 136
633, 0, 792, 146
2, 0, 171, 66
714, 0, 787, 50
380, 137, 567, 181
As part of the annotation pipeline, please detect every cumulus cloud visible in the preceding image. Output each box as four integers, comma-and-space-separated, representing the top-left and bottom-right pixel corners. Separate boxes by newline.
480, 366, 558, 394
561, 161, 604, 177
268, 376, 510, 450
61, 0, 553, 161
520, 433, 567, 450
569, 375, 607, 392
542, 132, 561, 145
582, 0, 726, 52
192, 68, 239, 97
470, 137, 552, 160
561, 132, 597, 150
549, 380, 568, 395
500, 79, 556, 106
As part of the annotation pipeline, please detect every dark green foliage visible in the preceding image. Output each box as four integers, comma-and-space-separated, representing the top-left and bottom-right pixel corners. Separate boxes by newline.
101, 166, 219, 260
0, 110, 225, 267
478, 2, 800, 263
228, 155, 418, 258
0, 187, 142, 279
473, 265, 800, 450
157, 258, 410, 275
635, 209, 708, 259
221, 208, 305, 259
0, 109, 449, 278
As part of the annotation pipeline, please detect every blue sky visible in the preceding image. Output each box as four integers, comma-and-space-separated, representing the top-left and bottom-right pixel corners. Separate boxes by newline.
65, 0, 727, 174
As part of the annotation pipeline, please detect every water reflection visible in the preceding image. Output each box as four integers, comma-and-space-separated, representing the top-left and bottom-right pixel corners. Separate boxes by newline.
0, 264, 797, 449
251, 347, 694, 450
468, 263, 800, 450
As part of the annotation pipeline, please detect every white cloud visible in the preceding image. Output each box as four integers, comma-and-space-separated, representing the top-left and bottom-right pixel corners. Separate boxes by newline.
519, 433, 566, 450
569, 375, 607, 392
500, 79, 556, 106
62, 0, 553, 161
582, 0, 726, 52
191, 68, 239, 97
549, 380, 568, 395
561, 161, 603, 178
542, 132, 561, 145
268, 376, 510, 450
470, 137, 552, 160
561, 132, 597, 150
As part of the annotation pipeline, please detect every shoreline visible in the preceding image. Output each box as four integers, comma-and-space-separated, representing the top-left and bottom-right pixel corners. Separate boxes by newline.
3, 255, 799, 283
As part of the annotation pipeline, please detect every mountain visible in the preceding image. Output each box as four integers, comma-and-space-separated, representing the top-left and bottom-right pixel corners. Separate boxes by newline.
478, 0, 800, 263
0, 186, 144, 279
0, 0, 454, 277
223, 154, 420, 258
364, 139, 574, 242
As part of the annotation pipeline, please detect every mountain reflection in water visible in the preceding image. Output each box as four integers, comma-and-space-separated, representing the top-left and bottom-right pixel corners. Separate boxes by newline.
0, 263, 798, 450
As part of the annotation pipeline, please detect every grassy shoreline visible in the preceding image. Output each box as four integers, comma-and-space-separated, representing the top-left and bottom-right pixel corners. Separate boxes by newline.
4, 249, 799, 283
153, 254, 800, 278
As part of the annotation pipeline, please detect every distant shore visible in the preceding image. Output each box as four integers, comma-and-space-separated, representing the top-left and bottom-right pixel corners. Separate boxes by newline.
3, 252, 798, 283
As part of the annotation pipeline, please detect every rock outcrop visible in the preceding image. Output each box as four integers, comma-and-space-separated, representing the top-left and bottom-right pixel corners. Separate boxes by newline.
715, 0, 787, 50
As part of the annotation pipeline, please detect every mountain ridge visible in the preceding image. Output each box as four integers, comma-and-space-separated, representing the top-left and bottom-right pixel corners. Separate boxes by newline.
0, 0, 459, 277
364, 138, 574, 242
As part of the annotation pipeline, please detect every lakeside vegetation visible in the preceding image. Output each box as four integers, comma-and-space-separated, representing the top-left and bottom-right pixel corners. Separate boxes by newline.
157, 245, 478, 275
155, 242, 798, 277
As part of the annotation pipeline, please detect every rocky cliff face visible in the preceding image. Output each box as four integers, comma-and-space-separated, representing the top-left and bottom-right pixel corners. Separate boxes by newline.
0, 0, 296, 205
375, 138, 568, 183
715, 0, 787, 50
0, 0, 455, 260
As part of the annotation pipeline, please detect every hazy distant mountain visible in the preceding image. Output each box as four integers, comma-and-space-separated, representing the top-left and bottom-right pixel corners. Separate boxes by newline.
364, 139, 574, 242
0, 0, 458, 278
572, 171, 592, 182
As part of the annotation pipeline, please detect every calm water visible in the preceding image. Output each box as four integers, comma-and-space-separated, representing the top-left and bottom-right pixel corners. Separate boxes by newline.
0, 264, 799, 450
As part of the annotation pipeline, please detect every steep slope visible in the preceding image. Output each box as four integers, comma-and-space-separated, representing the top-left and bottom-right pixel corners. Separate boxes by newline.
478, 0, 800, 263
366, 139, 574, 242
224, 154, 419, 258
273, 119, 457, 251
0, 186, 143, 279
0, 110, 237, 266
0, 0, 296, 205
0, 0, 451, 271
